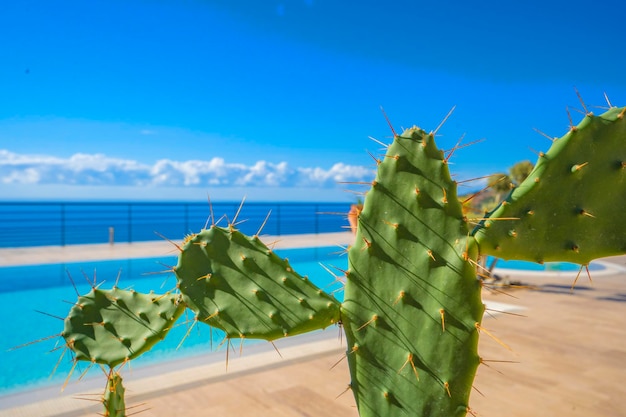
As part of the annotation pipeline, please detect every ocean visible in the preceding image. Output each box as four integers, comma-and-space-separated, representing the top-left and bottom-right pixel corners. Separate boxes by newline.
0, 201, 352, 248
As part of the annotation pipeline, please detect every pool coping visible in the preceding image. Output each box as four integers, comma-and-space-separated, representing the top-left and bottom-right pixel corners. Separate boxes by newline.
0, 232, 354, 267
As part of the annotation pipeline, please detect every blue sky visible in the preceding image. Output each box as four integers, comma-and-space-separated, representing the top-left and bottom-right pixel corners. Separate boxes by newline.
1, 0, 625, 201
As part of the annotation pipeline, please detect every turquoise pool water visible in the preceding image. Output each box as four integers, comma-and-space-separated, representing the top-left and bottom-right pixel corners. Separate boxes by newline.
491, 257, 604, 272
0, 250, 602, 395
0, 246, 346, 395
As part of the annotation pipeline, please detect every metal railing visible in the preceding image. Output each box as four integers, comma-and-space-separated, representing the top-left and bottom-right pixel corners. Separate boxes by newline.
0, 201, 352, 248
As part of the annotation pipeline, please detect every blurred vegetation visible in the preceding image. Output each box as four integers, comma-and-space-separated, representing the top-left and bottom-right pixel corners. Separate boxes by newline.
461, 160, 534, 218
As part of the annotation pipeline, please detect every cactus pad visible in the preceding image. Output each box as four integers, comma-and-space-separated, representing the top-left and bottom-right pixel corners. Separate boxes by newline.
63, 288, 184, 367
474, 106, 626, 264
174, 226, 341, 341
342, 127, 484, 417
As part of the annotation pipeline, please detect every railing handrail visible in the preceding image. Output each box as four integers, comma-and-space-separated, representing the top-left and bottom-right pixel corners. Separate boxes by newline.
0, 201, 352, 248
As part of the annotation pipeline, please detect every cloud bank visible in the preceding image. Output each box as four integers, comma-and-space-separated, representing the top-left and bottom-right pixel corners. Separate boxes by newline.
0, 149, 374, 189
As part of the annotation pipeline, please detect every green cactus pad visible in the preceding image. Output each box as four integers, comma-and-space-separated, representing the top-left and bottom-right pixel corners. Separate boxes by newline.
474, 106, 626, 264
174, 226, 341, 341
343, 127, 484, 417
63, 288, 184, 367
103, 371, 126, 417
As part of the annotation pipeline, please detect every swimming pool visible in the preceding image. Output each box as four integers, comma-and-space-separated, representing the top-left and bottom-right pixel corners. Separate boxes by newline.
491, 257, 605, 272
0, 246, 347, 395
0, 249, 602, 396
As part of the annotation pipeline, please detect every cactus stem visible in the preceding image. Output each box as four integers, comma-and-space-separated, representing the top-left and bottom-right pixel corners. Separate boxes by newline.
398, 353, 420, 381
475, 323, 512, 351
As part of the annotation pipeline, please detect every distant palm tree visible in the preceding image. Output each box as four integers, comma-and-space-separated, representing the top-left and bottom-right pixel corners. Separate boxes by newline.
487, 173, 513, 203
509, 160, 534, 186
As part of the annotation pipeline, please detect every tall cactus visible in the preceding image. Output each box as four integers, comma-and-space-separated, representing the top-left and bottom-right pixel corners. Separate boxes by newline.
57, 103, 626, 417
342, 127, 483, 416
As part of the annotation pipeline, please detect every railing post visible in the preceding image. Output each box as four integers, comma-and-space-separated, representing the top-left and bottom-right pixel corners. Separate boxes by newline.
314, 203, 319, 234
60, 203, 66, 246
184, 203, 189, 235
276, 204, 281, 236
128, 204, 133, 243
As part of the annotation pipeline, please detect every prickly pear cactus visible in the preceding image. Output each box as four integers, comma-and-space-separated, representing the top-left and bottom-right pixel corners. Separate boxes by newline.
53, 101, 626, 417
342, 127, 484, 417
474, 106, 626, 264
174, 226, 342, 341
63, 287, 184, 367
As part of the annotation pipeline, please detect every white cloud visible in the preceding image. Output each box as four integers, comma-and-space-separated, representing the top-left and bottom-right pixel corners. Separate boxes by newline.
0, 149, 375, 190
